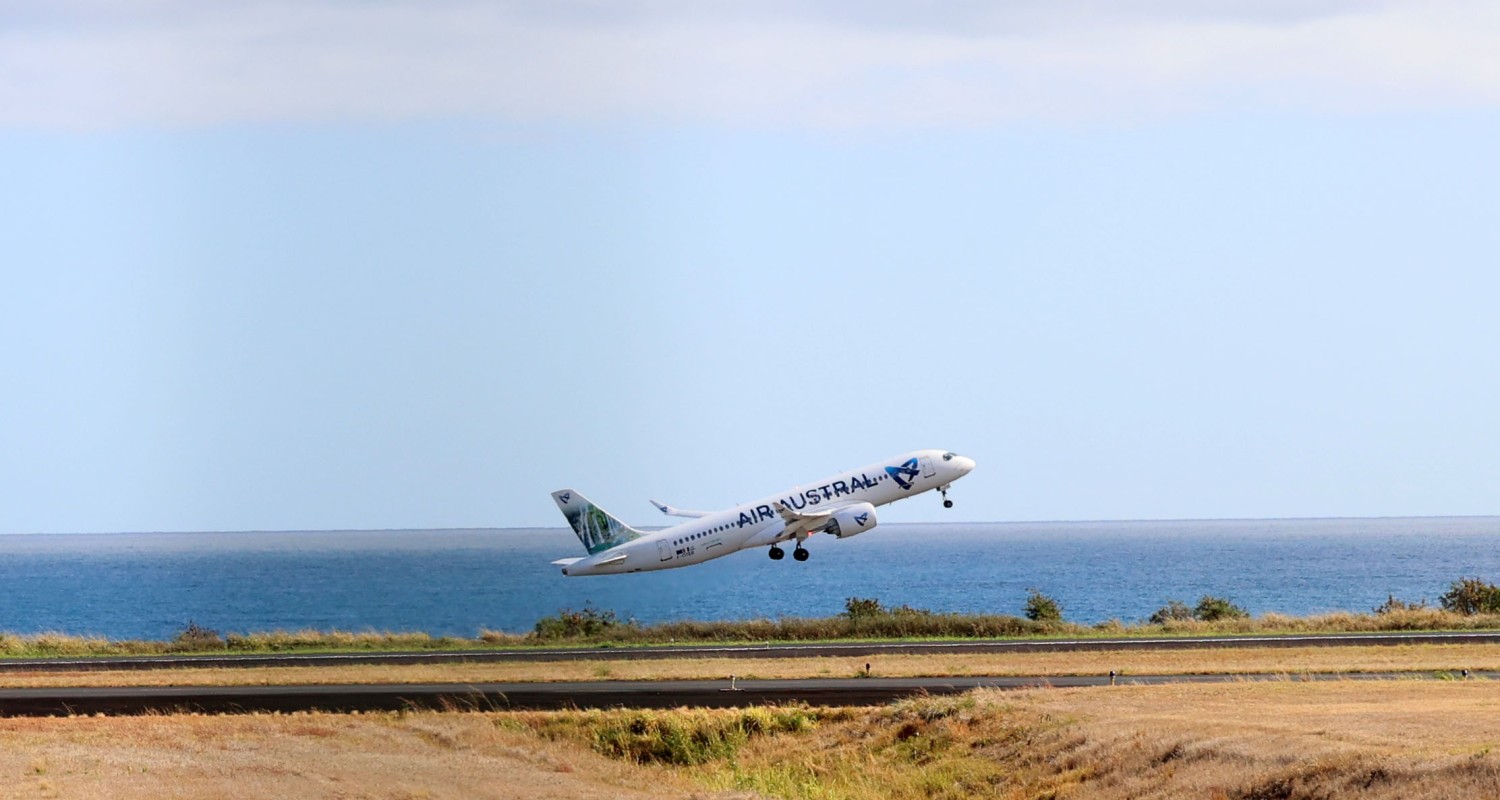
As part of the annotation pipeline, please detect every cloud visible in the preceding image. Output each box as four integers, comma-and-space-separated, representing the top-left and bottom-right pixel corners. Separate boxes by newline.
4, 0, 1500, 130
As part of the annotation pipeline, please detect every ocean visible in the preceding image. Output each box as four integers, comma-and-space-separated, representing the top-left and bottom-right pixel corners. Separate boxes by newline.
2, 517, 1498, 640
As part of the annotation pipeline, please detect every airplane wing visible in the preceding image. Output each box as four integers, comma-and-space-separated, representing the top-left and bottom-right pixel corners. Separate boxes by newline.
773, 501, 841, 540
650, 500, 710, 519
774, 502, 836, 524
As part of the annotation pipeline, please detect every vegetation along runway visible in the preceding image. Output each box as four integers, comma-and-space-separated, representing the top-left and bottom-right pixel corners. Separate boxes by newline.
7, 630, 1500, 672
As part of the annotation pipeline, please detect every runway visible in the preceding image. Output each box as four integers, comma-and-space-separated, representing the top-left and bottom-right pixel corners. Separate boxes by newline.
4, 630, 1496, 716
4, 630, 1500, 672
0, 671, 1492, 716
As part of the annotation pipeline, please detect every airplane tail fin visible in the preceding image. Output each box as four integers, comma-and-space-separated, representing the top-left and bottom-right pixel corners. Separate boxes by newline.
552, 489, 643, 555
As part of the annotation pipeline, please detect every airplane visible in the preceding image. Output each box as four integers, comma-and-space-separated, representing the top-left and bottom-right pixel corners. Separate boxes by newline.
550, 449, 975, 576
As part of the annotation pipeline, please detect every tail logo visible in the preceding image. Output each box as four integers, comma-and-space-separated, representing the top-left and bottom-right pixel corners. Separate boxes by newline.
556, 493, 640, 555
885, 458, 920, 490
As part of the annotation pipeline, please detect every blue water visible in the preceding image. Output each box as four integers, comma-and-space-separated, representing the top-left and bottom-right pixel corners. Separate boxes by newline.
2, 518, 1499, 640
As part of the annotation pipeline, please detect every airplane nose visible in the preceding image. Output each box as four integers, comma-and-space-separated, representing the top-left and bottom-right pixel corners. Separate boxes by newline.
955, 456, 976, 474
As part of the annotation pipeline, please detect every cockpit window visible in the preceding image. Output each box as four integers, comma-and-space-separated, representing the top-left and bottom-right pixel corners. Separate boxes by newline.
942, 452, 956, 461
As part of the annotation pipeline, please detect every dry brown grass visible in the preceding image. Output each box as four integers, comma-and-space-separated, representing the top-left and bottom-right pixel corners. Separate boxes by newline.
0, 711, 715, 800
0, 629, 528, 658
3, 642, 1500, 688
513, 682, 1500, 799
1006, 681, 1500, 799
5, 680, 1500, 798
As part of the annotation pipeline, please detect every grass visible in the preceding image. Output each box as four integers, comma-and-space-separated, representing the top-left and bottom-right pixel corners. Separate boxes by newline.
6, 680, 1500, 797
0, 629, 527, 659
6, 606, 1500, 660
0, 710, 694, 800
8, 642, 1500, 689
507, 682, 1500, 799
509, 706, 826, 765
530, 606, 1500, 645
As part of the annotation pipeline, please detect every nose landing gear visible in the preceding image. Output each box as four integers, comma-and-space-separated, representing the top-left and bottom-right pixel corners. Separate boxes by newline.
940, 485, 954, 508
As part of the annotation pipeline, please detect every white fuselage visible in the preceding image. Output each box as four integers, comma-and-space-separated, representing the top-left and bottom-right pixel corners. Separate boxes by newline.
559, 449, 975, 576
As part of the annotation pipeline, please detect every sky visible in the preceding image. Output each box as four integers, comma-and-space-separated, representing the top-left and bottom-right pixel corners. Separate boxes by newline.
2, 1, 1498, 533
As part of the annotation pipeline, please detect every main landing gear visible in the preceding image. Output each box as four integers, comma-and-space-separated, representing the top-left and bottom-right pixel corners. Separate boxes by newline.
941, 485, 954, 509
768, 545, 811, 562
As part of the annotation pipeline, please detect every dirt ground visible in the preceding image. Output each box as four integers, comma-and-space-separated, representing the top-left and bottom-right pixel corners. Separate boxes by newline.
7, 681, 1490, 799
1028, 679, 1500, 760
0, 712, 724, 800
5, 664, 1500, 798
1002, 680, 1500, 798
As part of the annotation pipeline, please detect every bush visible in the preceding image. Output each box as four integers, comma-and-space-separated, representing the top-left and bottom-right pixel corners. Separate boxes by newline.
844, 597, 885, 619
1373, 595, 1428, 615
1440, 578, 1500, 615
1024, 589, 1062, 623
1193, 595, 1248, 621
1148, 600, 1196, 624
174, 621, 224, 650
533, 604, 624, 640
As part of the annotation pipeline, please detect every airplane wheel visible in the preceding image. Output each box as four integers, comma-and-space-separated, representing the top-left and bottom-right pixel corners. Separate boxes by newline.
793, 548, 809, 562
769, 546, 784, 560
944, 499, 953, 508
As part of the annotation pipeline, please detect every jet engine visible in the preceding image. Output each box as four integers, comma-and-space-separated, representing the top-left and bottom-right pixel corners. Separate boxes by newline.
823, 502, 877, 538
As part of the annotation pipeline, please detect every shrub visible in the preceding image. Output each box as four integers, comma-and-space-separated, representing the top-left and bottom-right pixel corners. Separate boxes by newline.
533, 604, 623, 640
1440, 578, 1500, 615
1024, 589, 1062, 623
1193, 595, 1248, 621
1373, 595, 1428, 615
1149, 600, 1195, 624
844, 597, 885, 619
174, 621, 224, 650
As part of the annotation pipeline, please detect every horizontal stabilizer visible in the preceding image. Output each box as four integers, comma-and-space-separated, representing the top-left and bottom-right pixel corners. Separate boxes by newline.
650, 499, 710, 519
551, 557, 584, 567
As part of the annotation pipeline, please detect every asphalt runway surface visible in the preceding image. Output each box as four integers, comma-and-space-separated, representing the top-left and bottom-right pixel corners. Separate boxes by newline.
1, 671, 1494, 716
5, 630, 1500, 673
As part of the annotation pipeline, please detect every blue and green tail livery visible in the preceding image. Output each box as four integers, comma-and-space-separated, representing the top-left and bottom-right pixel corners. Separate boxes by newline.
552, 489, 642, 555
